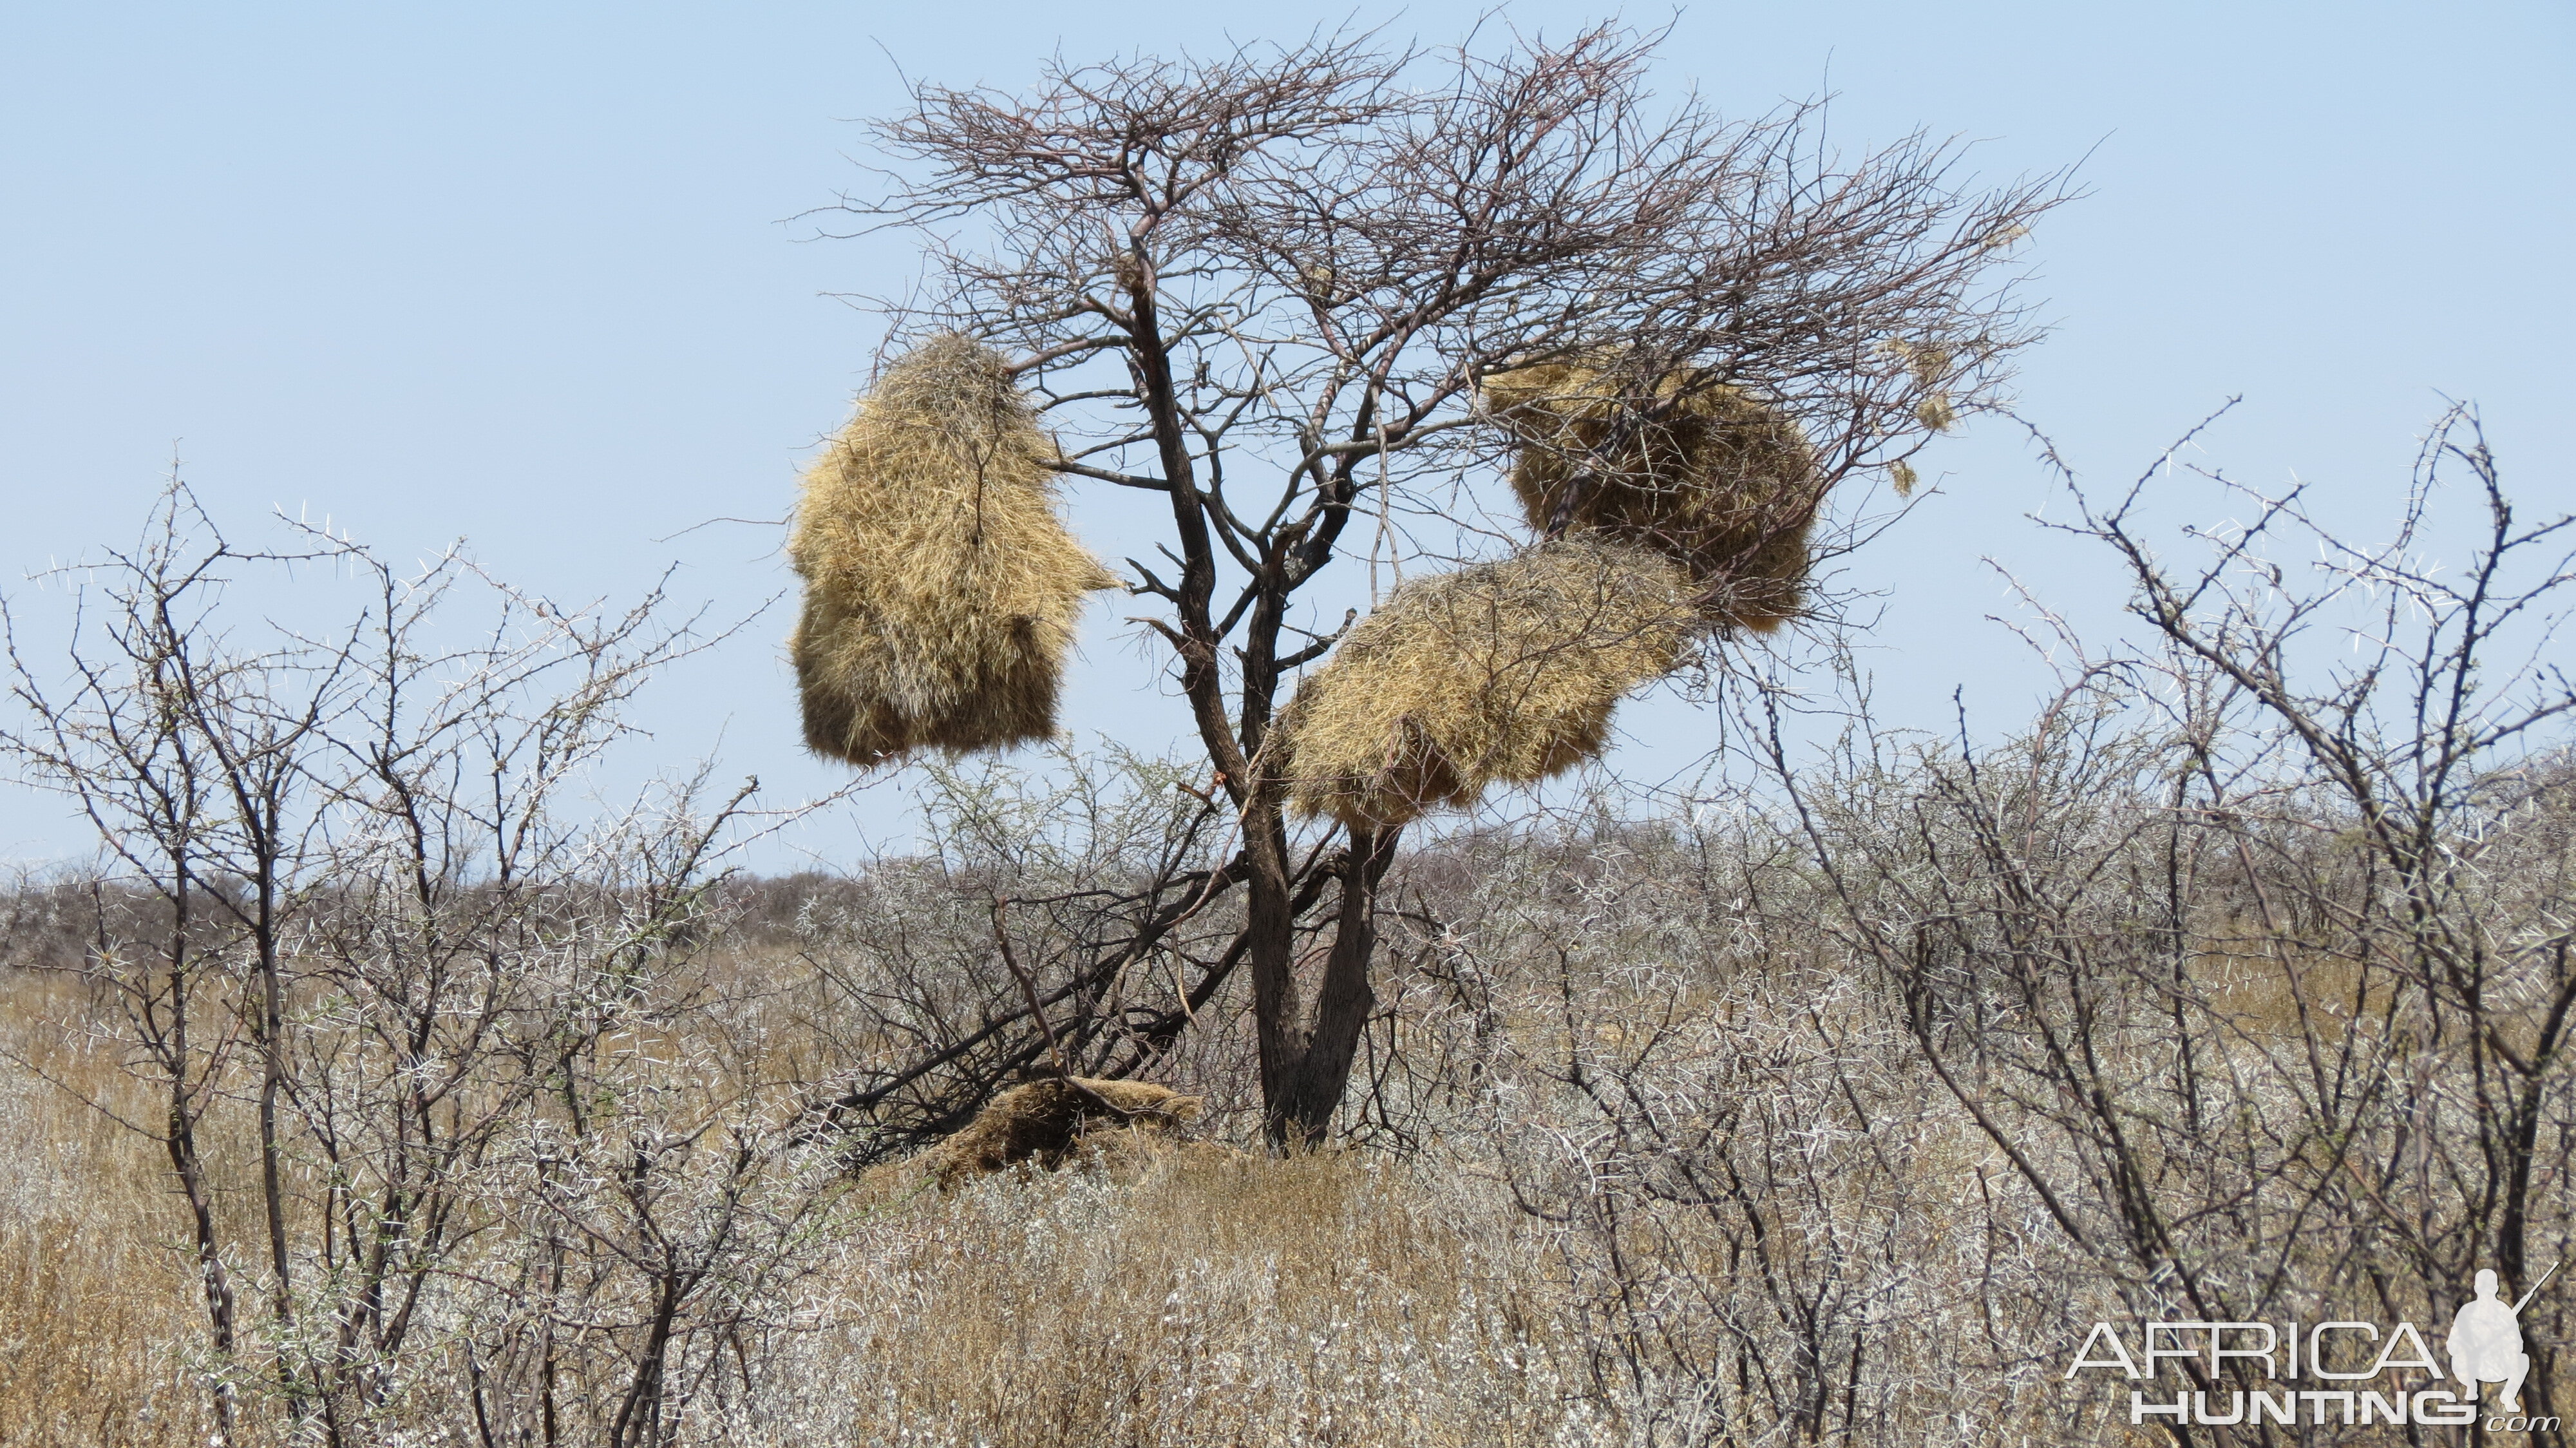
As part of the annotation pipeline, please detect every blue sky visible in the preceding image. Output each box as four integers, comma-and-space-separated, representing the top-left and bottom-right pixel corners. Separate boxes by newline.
3, 3, 2570, 864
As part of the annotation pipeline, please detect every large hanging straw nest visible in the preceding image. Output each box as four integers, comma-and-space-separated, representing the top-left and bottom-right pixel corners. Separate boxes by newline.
1483, 361, 1822, 633
1278, 537, 1698, 830
789, 334, 1121, 768
914, 1078, 1202, 1190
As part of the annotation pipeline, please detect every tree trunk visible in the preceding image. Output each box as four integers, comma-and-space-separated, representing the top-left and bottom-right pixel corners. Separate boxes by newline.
252, 860, 305, 1419
1251, 822, 1401, 1148
169, 1103, 242, 1443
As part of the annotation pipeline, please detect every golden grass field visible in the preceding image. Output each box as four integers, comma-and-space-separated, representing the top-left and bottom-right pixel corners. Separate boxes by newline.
0, 960, 1590, 1448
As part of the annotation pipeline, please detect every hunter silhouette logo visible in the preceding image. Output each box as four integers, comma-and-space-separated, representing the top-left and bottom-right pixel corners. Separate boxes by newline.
2452, 1261, 2559, 1413
2065, 1259, 2562, 1431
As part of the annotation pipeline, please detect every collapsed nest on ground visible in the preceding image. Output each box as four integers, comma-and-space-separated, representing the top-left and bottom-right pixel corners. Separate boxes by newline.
789, 334, 1121, 768
1483, 360, 1823, 634
915, 1078, 1203, 1190
1278, 536, 1698, 830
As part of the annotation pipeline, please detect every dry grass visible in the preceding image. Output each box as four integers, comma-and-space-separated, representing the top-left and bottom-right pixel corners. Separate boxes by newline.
5, 740, 2566, 1447
1279, 536, 1696, 830
789, 333, 1120, 768
0, 967, 1587, 1448
764, 1147, 1588, 1448
0, 977, 219, 1448
1484, 359, 1821, 633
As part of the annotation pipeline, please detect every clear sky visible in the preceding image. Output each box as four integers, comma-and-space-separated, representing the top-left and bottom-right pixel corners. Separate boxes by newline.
3, 3, 2569, 866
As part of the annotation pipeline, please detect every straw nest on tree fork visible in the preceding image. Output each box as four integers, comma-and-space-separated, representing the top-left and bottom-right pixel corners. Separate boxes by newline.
788, 334, 1121, 768
1482, 360, 1824, 634
1278, 536, 1700, 832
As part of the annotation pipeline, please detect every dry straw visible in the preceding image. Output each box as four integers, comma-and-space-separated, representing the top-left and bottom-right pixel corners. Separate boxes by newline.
790, 334, 1120, 768
1280, 536, 1698, 830
915, 1077, 1202, 1190
1483, 361, 1822, 633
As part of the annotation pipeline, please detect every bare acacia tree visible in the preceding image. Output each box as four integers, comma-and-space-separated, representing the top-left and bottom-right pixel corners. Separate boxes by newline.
0, 483, 829, 1445
0, 486, 360, 1434
1745, 405, 2576, 1444
839, 23, 2066, 1143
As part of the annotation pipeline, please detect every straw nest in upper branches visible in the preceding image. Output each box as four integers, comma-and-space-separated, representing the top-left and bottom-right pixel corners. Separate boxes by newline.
789, 334, 1121, 768
1483, 361, 1823, 634
1278, 536, 1699, 831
